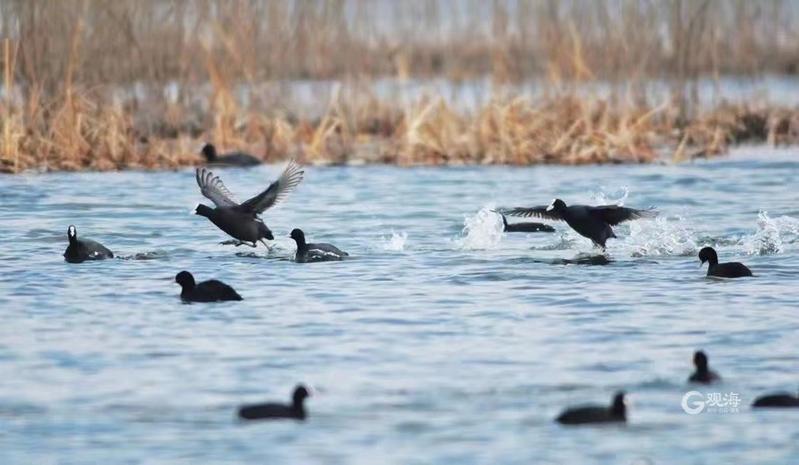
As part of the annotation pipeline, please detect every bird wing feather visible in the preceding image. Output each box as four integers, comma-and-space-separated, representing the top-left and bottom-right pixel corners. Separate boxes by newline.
196, 168, 239, 208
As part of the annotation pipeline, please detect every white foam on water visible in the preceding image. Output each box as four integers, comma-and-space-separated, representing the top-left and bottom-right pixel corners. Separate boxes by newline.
454, 206, 504, 250
739, 211, 799, 255
379, 231, 408, 252
617, 214, 698, 257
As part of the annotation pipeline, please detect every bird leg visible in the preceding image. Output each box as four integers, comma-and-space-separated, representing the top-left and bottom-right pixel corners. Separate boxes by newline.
259, 239, 273, 251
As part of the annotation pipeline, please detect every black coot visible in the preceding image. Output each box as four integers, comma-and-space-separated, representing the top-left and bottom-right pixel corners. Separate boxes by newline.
175, 271, 242, 302
500, 213, 555, 233
688, 350, 721, 384
63, 225, 114, 263
500, 199, 656, 248
556, 391, 627, 425
194, 161, 304, 247
752, 391, 799, 408
290, 228, 349, 263
201, 143, 261, 167
698, 247, 752, 278
238, 385, 311, 421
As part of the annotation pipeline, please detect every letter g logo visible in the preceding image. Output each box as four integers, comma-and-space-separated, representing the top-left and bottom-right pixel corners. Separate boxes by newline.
682, 390, 705, 415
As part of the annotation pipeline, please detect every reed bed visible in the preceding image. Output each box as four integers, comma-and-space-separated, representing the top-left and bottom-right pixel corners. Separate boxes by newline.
1, 0, 799, 172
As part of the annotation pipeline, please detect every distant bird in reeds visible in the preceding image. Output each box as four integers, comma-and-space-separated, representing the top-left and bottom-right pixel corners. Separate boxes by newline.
201, 143, 261, 167
194, 161, 304, 247
556, 391, 627, 425
499, 199, 656, 249
175, 271, 242, 302
290, 228, 349, 263
63, 225, 114, 263
698, 247, 753, 278
688, 351, 721, 384
238, 385, 311, 421
498, 213, 555, 233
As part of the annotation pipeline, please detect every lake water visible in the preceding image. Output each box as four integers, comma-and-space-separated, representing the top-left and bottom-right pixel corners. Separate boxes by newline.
1, 147, 798, 464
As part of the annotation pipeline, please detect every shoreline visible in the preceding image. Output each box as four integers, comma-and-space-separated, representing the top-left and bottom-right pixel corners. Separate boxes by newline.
3, 94, 797, 174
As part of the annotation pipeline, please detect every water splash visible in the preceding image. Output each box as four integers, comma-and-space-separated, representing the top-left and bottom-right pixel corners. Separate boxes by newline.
454, 207, 504, 250
592, 185, 630, 205
379, 231, 408, 252
740, 211, 799, 255
619, 214, 698, 257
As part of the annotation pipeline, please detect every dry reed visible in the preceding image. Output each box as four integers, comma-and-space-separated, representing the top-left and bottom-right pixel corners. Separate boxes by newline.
1, 1, 798, 173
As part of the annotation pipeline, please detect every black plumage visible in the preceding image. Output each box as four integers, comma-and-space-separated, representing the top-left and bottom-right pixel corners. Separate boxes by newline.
63, 225, 114, 263
499, 199, 656, 248
194, 161, 304, 247
688, 351, 721, 384
500, 214, 555, 233
752, 392, 799, 408
698, 247, 752, 278
175, 271, 242, 302
201, 143, 261, 167
238, 385, 310, 421
290, 228, 349, 263
556, 391, 627, 425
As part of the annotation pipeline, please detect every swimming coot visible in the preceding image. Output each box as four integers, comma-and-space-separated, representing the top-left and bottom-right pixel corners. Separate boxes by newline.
752, 391, 799, 408
175, 271, 242, 302
63, 225, 114, 263
698, 247, 752, 278
688, 350, 721, 384
499, 199, 656, 248
238, 385, 311, 421
500, 213, 556, 233
195, 161, 304, 247
556, 391, 627, 425
201, 143, 261, 167
290, 228, 349, 263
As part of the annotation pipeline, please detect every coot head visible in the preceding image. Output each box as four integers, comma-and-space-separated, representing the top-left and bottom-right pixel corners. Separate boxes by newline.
293, 385, 311, 406
175, 271, 196, 290
611, 391, 626, 417
693, 350, 709, 370
67, 225, 77, 244
698, 247, 718, 266
290, 228, 305, 243
201, 143, 218, 162
546, 198, 567, 213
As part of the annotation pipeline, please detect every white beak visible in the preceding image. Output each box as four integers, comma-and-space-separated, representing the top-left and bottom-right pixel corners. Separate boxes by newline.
546, 204, 555, 212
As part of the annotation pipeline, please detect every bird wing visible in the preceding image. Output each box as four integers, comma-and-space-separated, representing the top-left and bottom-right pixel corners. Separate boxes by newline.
588, 205, 657, 225
196, 168, 239, 207
238, 160, 304, 214
497, 206, 564, 221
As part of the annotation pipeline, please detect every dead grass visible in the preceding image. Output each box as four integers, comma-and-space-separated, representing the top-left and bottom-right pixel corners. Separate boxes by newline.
1, 1, 799, 172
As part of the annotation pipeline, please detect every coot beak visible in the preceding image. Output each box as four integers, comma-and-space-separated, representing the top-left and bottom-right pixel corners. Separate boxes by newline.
546, 204, 554, 212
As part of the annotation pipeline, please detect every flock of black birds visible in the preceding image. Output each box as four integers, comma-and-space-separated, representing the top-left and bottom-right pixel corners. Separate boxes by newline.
61, 144, 780, 423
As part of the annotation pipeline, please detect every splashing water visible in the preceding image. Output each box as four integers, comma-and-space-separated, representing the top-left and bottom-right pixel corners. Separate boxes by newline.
454, 207, 504, 250
740, 211, 799, 255
379, 231, 408, 252
619, 214, 698, 257
592, 185, 630, 205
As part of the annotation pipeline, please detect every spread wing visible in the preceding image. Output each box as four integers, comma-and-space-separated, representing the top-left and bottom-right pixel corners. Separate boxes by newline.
238, 160, 304, 214
196, 168, 239, 208
497, 206, 564, 221
588, 205, 657, 225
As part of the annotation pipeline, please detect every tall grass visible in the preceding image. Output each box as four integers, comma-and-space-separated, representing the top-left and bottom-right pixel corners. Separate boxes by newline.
1, 0, 798, 172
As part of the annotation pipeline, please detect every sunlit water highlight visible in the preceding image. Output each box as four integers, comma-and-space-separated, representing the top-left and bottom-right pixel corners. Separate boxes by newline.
0, 147, 797, 464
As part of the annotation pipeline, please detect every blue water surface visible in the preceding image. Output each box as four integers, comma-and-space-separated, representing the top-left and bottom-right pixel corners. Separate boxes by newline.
0, 147, 797, 464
